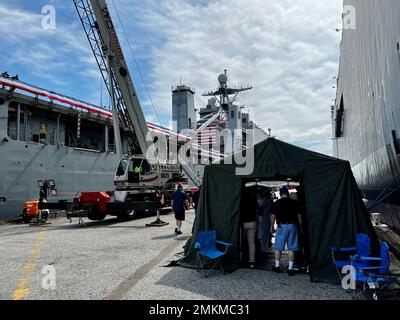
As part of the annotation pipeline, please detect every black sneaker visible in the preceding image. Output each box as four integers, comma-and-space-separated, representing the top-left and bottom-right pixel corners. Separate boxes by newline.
176, 230, 183, 235
287, 269, 296, 276
272, 266, 282, 273
174, 228, 179, 234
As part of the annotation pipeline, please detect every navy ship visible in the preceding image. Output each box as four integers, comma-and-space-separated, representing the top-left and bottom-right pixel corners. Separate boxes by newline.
0, 71, 269, 221
0, 75, 189, 221
333, 0, 400, 230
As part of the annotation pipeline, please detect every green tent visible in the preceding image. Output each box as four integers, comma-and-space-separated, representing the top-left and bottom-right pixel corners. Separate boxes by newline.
180, 138, 378, 283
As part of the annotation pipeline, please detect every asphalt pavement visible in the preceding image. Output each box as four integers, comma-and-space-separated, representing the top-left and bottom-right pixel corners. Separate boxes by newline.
0, 210, 352, 300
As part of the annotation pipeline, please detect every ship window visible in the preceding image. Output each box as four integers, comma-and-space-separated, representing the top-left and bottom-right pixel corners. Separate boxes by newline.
231, 110, 235, 119
32, 134, 40, 143
220, 135, 225, 155
335, 95, 344, 138
392, 130, 400, 155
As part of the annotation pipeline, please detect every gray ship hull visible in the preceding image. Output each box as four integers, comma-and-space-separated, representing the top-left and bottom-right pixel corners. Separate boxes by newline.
0, 140, 119, 220
333, 0, 400, 229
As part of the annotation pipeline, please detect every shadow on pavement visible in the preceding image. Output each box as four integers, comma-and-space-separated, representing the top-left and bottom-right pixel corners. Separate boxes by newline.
153, 263, 352, 300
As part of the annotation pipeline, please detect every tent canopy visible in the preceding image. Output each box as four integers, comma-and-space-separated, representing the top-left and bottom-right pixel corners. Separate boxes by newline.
181, 138, 378, 283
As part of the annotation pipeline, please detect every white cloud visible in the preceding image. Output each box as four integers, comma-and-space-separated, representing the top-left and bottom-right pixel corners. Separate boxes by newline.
1, 1, 343, 156
0, 2, 99, 94
111, 0, 343, 155
0, 4, 43, 37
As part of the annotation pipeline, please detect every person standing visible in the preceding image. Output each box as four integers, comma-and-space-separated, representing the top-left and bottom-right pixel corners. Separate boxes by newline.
171, 184, 189, 235
293, 186, 308, 271
192, 185, 201, 212
242, 188, 258, 268
270, 186, 302, 276
257, 189, 273, 253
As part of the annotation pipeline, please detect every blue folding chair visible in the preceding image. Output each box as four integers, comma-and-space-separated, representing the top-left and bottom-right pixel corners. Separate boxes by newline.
350, 242, 399, 300
330, 233, 371, 280
195, 230, 232, 277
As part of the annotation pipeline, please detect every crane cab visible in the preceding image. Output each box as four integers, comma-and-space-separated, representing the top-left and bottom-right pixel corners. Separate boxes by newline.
114, 156, 157, 188
114, 156, 182, 190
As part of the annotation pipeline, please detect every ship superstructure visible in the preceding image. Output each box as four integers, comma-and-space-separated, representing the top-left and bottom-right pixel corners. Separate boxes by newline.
172, 71, 270, 157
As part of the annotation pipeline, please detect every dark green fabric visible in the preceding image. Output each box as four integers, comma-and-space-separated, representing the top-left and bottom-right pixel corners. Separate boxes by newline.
180, 138, 378, 283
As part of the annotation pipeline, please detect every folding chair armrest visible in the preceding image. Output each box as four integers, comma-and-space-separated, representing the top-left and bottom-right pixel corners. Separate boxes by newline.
216, 240, 233, 247
355, 266, 383, 271
330, 246, 357, 252
351, 256, 382, 262
373, 274, 400, 280
360, 271, 397, 282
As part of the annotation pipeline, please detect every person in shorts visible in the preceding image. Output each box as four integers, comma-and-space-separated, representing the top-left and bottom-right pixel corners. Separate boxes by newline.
270, 186, 302, 276
171, 184, 189, 235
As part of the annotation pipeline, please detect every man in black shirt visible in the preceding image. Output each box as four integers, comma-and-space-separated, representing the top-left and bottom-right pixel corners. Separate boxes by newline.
270, 186, 302, 276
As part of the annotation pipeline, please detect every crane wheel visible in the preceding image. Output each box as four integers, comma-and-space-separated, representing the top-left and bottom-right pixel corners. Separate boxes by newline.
22, 216, 33, 224
117, 209, 137, 221
87, 213, 107, 221
87, 206, 106, 221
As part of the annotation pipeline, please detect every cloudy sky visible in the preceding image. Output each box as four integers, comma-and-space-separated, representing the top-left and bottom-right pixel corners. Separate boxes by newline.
0, 0, 343, 155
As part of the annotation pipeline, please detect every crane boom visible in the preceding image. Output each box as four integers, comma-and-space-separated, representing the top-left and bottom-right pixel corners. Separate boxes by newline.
73, 0, 151, 157
74, 0, 204, 188
38, 0, 203, 224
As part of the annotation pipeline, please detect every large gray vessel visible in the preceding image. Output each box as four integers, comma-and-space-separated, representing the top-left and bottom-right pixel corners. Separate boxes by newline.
0, 72, 267, 221
333, 0, 400, 229
0, 75, 187, 221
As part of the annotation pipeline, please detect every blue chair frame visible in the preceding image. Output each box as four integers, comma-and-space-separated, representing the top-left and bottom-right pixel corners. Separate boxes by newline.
330, 233, 371, 280
195, 230, 232, 277
350, 242, 399, 300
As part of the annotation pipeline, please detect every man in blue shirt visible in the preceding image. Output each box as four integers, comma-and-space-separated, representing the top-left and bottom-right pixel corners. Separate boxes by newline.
171, 184, 188, 235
